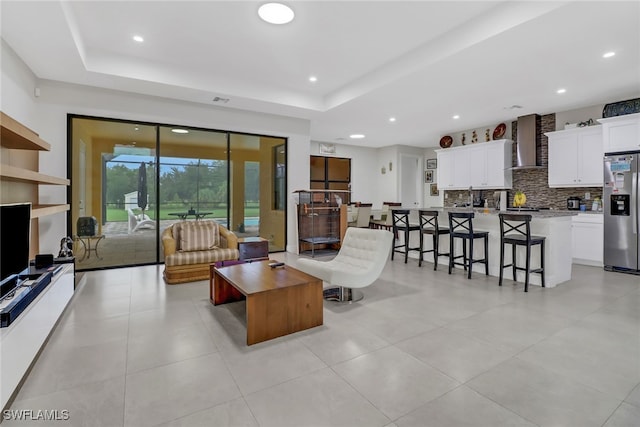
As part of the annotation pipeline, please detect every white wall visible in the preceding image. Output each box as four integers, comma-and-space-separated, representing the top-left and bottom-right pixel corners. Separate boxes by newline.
2, 40, 311, 254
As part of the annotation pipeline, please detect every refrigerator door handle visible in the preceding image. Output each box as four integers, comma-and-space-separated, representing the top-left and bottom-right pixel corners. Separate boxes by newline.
633, 169, 638, 235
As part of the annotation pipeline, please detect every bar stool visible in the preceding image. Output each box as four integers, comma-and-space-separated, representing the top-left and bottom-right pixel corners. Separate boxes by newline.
448, 212, 489, 279
391, 209, 421, 263
498, 213, 546, 292
418, 210, 449, 270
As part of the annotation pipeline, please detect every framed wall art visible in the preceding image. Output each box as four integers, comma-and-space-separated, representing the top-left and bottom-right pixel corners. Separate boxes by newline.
426, 158, 437, 169
430, 183, 439, 196
424, 170, 434, 183
319, 143, 336, 155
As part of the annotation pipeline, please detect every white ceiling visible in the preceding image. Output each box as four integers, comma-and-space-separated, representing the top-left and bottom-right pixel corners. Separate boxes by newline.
2, 1, 639, 148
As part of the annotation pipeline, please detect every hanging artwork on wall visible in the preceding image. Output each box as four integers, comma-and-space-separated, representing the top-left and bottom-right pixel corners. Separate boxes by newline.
319, 143, 336, 154
430, 183, 439, 196
426, 158, 437, 169
425, 170, 434, 183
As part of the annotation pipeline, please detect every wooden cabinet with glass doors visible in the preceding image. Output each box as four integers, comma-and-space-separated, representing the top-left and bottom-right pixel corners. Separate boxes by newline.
294, 190, 348, 256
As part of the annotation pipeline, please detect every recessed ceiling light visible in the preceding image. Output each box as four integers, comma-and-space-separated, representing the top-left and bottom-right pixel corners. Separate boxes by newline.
171, 129, 189, 134
603, 51, 616, 58
309, 76, 317, 83
133, 35, 144, 43
389, 117, 396, 122
556, 88, 566, 94
452, 115, 460, 119
258, 3, 295, 24
349, 134, 365, 139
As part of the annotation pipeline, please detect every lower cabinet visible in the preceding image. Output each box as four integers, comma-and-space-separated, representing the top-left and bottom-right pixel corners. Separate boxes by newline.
571, 214, 603, 266
0, 264, 74, 409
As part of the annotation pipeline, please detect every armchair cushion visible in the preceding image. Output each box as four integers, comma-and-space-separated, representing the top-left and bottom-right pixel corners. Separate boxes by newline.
178, 221, 220, 251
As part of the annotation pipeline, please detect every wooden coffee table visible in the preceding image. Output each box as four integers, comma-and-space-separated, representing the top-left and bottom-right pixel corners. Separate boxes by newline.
210, 261, 323, 345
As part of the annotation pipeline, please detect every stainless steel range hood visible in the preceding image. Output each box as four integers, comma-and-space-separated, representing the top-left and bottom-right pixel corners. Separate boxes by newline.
513, 114, 546, 169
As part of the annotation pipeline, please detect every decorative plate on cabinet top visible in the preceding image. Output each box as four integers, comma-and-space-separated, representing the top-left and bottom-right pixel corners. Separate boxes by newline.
439, 135, 453, 148
492, 123, 506, 140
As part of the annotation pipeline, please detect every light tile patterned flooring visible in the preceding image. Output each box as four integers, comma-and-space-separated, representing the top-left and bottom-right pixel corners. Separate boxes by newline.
4, 253, 640, 426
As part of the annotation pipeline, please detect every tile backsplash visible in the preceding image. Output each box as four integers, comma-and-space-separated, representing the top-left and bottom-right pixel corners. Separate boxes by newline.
443, 113, 603, 210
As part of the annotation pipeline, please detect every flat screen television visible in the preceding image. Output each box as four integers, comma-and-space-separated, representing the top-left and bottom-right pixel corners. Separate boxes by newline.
0, 203, 31, 281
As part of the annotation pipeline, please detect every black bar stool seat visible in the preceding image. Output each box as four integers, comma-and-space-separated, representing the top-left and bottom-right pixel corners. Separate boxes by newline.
448, 211, 489, 279
499, 213, 546, 292
391, 209, 421, 263
418, 210, 449, 270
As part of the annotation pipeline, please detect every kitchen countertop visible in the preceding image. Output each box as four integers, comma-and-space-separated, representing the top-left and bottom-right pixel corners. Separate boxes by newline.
440, 207, 579, 218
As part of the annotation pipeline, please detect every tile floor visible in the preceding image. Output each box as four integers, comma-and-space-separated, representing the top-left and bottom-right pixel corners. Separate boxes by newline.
4, 253, 640, 427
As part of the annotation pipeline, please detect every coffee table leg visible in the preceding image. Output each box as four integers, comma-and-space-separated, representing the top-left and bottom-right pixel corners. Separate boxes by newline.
212, 271, 245, 305
245, 281, 323, 345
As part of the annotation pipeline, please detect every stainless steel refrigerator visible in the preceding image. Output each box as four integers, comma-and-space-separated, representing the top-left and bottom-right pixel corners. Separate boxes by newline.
603, 152, 640, 274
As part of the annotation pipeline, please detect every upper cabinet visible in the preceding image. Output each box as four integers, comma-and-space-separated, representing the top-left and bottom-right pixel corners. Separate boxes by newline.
598, 112, 640, 153
546, 126, 603, 188
436, 139, 512, 190
0, 112, 70, 219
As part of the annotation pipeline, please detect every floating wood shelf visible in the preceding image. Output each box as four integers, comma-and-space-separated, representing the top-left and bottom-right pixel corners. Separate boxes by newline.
1, 111, 69, 226
32, 204, 71, 219
0, 112, 50, 151
0, 164, 70, 185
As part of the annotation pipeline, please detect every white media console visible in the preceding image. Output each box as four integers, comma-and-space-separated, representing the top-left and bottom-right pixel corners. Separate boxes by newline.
0, 264, 74, 409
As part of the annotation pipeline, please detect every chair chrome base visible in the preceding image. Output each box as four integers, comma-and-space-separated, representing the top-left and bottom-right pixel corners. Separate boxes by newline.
323, 286, 363, 303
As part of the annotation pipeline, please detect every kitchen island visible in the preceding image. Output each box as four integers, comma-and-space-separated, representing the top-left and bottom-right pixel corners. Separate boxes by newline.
404, 208, 577, 288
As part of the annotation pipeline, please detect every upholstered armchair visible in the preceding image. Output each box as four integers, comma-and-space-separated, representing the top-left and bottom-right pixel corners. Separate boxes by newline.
162, 220, 239, 284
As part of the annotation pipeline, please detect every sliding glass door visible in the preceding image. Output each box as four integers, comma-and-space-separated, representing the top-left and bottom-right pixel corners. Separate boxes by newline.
70, 116, 286, 272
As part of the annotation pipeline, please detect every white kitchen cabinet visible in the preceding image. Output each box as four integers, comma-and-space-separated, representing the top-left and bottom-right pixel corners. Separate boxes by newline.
436, 139, 512, 190
598, 112, 640, 153
546, 126, 603, 187
437, 149, 455, 188
468, 140, 513, 189
571, 213, 603, 266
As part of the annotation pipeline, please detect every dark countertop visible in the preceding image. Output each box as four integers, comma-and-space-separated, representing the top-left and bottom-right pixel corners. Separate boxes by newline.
440, 207, 578, 218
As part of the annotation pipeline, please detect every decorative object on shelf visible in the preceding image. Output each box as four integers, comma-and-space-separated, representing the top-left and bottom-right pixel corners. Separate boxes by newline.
426, 158, 437, 169
381, 166, 386, 174
425, 170, 434, 183
319, 143, 336, 154
471, 130, 478, 143
430, 183, 439, 196
578, 118, 595, 127
602, 97, 640, 118
485, 129, 490, 142
439, 135, 453, 148
461, 133, 466, 145
493, 123, 506, 140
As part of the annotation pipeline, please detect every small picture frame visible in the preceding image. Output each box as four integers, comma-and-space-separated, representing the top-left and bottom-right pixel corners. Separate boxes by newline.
426, 158, 437, 169
319, 143, 336, 155
430, 183, 439, 196
424, 170, 434, 183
